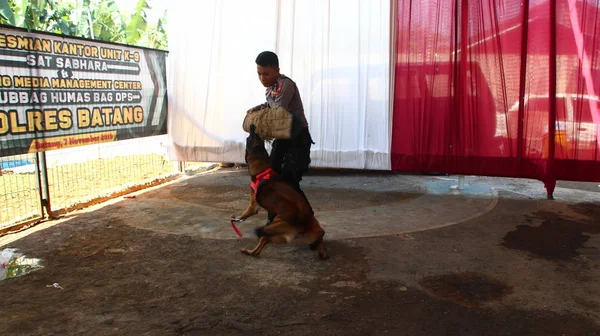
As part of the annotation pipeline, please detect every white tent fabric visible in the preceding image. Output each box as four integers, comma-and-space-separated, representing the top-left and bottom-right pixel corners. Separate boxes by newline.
166, 0, 392, 170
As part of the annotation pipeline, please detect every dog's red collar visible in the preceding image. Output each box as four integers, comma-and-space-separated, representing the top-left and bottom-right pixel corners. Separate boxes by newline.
250, 167, 276, 195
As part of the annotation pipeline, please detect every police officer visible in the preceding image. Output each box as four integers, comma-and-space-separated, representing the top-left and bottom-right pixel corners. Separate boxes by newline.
247, 51, 314, 224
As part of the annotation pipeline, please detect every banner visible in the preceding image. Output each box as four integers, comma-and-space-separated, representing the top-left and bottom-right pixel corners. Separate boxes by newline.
0, 25, 168, 157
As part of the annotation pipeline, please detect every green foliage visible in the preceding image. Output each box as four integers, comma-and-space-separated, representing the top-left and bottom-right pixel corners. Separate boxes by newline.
95, 0, 127, 42
137, 7, 167, 50
125, 0, 149, 45
0, 0, 15, 25
0, 0, 167, 50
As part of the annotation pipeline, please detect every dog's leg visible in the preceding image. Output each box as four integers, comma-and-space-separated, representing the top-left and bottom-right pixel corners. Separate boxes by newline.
232, 187, 260, 222
241, 237, 268, 256
311, 238, 327, 260
306, 218, 328, 260
255, 219, 298, 242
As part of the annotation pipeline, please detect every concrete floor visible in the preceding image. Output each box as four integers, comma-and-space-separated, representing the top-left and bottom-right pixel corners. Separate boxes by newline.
1, 167, 599, 335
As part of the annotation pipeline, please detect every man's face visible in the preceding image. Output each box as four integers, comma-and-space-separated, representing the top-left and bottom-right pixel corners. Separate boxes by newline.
257, 65, 279, 87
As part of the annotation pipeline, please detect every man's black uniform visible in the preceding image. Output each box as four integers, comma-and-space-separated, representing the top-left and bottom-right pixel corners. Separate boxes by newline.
254, 74, 314, 222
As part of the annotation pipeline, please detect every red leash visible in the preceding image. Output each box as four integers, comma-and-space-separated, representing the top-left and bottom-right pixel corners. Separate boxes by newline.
230, 218, 243, 237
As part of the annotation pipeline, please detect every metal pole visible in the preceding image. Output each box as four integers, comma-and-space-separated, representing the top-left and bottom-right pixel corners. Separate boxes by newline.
38, 151, 57, 219
546, 0, 557, 200
173, 161, 183, 173
34, 152, 45, 218
517, 0, 530, 162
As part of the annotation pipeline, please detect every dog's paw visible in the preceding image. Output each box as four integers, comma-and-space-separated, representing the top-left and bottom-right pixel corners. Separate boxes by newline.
317, 249, 329, 260
240, 249, 255, 256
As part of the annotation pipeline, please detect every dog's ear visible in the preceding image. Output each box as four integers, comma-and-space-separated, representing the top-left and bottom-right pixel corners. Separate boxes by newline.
250, 124, 256, 134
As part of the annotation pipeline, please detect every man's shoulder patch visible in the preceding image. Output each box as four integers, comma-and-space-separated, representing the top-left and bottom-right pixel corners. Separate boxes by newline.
270, 81, 285, 97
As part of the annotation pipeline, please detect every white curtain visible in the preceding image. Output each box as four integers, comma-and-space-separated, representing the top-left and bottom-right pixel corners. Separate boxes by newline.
166, 0, 392, 170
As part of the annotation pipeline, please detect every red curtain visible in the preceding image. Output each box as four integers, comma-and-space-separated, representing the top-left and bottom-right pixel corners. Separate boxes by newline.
391, 0, 600, 194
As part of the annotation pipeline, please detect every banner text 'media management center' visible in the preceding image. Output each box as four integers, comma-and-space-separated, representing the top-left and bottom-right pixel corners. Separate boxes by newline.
0, 25, 168, 157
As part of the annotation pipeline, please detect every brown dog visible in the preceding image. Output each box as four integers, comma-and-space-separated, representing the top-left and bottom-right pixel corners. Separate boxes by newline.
231, 124, 327, 260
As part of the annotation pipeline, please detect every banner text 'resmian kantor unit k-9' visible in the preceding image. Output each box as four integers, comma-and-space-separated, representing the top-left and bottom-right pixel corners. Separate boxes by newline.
0, 25, 168, 158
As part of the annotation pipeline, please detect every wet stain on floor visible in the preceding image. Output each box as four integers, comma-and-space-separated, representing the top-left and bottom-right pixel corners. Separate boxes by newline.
502, 221, 591, 260
502, 204, 600, 261
419, 272, 513, 307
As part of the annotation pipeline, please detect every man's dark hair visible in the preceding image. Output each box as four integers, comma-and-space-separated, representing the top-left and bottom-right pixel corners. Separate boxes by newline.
255, 51, 279, 68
